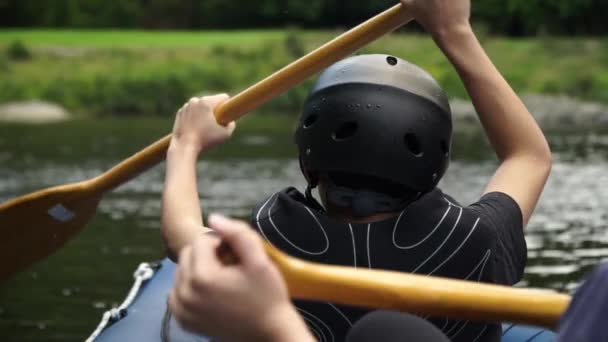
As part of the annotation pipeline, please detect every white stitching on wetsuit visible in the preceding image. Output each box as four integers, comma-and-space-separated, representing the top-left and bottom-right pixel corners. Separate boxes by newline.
412, 207, 463, 273
471, 325, 488, 342
448, 250, 492, 340
267, 194, 330, 255
464, 249, 492, 280
328, 303, 353, 327
348, 224, 357, 267
443, 196, 463, 208
449, 320, 470, 339
440, 317, 450, 330
428, 217, 481, 275
302, 316, 324, 341
366, 224, 372, 268
392, 206, 451, 250
299, 308, 335, 342
254, 194, 277, 242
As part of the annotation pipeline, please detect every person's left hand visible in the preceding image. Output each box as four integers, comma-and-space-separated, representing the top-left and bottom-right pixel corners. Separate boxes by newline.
170, 94, 236, 154
168, 214, 302, 341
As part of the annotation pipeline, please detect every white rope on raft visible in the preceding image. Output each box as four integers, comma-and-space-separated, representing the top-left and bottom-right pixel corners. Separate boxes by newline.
85, 262, 156, 342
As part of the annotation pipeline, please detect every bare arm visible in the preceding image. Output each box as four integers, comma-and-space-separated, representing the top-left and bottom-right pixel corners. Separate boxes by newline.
163, 142, 209, 261
162, 95, 236, 261
401, 0, 552, 226
437, 28, 551, 226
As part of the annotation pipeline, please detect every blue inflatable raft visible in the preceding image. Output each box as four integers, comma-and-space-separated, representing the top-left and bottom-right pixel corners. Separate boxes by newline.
88, 259, 557, 342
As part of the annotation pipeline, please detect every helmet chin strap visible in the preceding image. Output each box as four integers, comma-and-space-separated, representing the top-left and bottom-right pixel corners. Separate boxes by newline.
305, 183, 315, 202
305, 183, 326, 212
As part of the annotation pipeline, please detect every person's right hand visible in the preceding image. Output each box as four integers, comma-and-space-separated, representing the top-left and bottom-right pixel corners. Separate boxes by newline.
170, 94, 236, 153
168, 214, 312, 342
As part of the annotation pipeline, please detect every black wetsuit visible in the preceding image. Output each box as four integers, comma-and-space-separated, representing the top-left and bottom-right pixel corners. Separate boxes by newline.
251, 187, 526, 342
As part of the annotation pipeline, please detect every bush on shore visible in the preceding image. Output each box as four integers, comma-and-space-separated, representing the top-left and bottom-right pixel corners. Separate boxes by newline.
6, 40, 31, 61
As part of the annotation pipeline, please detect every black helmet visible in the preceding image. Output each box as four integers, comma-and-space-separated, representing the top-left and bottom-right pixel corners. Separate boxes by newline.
295, 54, 452, 195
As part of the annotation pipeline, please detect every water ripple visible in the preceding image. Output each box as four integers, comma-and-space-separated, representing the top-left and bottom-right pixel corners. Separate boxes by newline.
1, 158, 607, 290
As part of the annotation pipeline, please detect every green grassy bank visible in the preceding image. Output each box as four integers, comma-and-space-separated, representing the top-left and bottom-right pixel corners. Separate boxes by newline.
1, 29, 607, 117
0, 29, 291, 48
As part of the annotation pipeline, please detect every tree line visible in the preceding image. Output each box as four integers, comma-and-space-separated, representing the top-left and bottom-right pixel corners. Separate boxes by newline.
1, 0, 606, 36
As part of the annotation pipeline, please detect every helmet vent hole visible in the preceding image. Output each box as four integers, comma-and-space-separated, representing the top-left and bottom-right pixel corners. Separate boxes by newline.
303, 114, 319, 129
386, 56, 398, 66
404, 133, 423, 157
332, 121, 358, 141
440, 140, 449, 156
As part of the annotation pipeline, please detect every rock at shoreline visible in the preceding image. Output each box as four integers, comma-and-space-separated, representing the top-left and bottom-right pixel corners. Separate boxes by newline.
451, 95, 608, 130
0, 101, 71, 123
0, 95, 606, 129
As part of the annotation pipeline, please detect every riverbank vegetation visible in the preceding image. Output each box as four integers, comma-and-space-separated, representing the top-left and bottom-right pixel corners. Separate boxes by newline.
1, 30, 607, 117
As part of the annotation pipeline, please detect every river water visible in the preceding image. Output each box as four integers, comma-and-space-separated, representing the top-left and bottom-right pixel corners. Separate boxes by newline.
0, 118, 607, 341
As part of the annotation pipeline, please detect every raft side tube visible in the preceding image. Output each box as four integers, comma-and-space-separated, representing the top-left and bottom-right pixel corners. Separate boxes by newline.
92, 259, 557, 342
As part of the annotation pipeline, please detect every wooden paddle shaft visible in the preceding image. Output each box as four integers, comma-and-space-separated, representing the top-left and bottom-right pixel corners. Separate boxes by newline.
90, 4, 412, 193
263, 242, 571, 328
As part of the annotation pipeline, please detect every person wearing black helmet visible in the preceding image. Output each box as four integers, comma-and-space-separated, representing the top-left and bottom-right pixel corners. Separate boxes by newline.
248, 56, 518, 342
162, 0, 552, 341
294, 54, 451, 218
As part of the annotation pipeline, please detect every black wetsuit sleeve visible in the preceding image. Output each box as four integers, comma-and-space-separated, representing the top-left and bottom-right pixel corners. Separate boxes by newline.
468, 192, 527, 285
